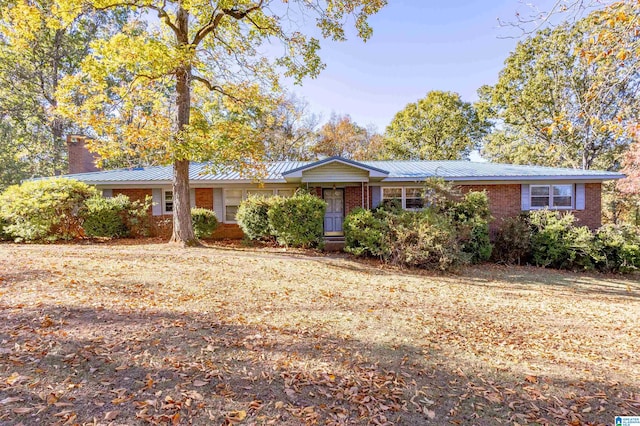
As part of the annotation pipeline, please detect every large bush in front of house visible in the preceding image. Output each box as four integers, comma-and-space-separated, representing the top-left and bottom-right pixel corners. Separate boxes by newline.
0, 178, 98, 242
528, 210, 597, 270
493, 214, 532, 265
267, 191, 326, 248
236, 195, 275, 241
0, 216, 10, 241
191, 208, 219, 238
595, 224, 640, 273
82, 194, 152, 238
344, 180, 491, 271
343, 207, 390, 258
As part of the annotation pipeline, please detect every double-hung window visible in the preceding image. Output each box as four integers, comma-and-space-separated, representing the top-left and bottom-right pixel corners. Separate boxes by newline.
224, 189, 243, 222
163, 190, 174, 214
381, 187, 425, 210
530, 184, 573, 209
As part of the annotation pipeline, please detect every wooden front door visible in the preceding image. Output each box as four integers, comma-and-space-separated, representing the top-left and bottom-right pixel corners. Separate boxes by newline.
323, 189, 344, 236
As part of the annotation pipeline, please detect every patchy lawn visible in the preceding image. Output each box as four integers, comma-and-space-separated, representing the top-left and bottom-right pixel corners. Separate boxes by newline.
0, 242, 638, 425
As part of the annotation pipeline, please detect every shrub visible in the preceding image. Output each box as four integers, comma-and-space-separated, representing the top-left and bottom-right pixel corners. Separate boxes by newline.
450, 191, 493, 263
493, 215, 532, 265
236, 195, 274, 241
191, 208, 218, 239
528, 210, 596, 270
595, 224, 640, 273
0, 216, 9, 241
386, 210, 461, 271
343, 208, 390, 257
267, 191, 326, 248
0, 178, 98, 241
82, 194, 152, 238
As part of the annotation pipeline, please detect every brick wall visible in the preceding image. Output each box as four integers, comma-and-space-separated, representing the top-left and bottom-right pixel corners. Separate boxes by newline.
459, 183, 602, 232
195, 188, 214, 209
345, 185, 365, 214
67, 135, 101, 174
572, 183, 601, 229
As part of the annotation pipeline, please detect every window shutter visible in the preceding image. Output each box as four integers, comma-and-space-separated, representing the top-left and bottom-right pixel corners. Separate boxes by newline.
575, 183, 585, 210
370, 186, 382, 208
521, 184, 530, 211
213, 188, 223, 222
190, 189, 196, 209
102, 189, 113, 198
152, 188, 162, 216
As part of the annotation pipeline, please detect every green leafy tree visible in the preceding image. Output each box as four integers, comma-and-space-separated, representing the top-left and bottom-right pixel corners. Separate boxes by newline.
384, 91, 488, 160
41, 0, 386, 246
481, 21, 639, 170
0, 0, 126, 188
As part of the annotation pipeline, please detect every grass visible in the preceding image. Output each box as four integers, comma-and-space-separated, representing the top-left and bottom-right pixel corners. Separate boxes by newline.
0, 241, 638, 425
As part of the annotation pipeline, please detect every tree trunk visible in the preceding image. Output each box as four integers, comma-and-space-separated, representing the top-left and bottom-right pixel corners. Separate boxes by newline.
169, 5, 199, 246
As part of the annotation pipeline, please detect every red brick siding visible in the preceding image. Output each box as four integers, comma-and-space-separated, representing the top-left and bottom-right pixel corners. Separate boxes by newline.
113, 188, 153, 216
195, 188, 214, 210
211, 224, 244, 240
572, 183, 601, 229
67, 136, 101, 174
345, 186, 364, 214
459, 183, 602, 232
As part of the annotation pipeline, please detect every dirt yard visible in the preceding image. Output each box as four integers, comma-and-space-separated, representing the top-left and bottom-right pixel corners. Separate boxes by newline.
0, 242, 638, 425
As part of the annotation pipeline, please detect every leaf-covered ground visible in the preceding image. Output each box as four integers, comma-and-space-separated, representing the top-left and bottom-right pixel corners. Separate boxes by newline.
0, 242, 638, 425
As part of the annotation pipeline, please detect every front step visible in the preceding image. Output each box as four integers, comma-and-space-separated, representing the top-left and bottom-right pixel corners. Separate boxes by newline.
324, 236, 345, 252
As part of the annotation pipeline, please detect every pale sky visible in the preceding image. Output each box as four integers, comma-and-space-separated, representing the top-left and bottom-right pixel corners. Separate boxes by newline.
284, 0, 560, 133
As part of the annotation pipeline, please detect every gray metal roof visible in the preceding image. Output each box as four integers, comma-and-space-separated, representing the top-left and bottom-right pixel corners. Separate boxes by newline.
58, 158, 624, 184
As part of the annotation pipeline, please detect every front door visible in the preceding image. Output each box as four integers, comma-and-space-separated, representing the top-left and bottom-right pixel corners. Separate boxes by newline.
323, 189, 344, 236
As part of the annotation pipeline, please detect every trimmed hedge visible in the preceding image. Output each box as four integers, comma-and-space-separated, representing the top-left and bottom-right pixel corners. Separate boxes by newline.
0, 178, 98, 241
267, 192, 326, 248
237, 191, 326, 248
191, 208, 218, 238
236, 195, 273, 241
82, 194, 151, 238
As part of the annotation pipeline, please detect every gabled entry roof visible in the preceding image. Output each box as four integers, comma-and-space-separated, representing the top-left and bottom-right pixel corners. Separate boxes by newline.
282, 156, 390, 178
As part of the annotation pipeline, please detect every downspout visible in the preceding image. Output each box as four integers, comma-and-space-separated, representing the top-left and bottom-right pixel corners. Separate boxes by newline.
361, 181, 364, 209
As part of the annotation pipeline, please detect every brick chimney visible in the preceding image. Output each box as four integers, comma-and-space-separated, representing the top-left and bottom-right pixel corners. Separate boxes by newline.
67, 135, 101, 174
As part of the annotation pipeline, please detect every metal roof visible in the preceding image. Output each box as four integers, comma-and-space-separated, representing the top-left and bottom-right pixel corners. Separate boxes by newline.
58, 158, 624, 184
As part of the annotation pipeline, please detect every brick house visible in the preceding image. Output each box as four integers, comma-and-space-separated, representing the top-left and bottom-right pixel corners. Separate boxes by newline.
61, 155, 623, 239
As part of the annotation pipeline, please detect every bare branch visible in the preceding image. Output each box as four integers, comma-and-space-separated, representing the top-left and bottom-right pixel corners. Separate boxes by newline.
191, 75, 241, 102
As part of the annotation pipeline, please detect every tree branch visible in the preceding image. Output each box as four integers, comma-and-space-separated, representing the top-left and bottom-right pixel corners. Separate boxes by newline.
191, 75, 240, 102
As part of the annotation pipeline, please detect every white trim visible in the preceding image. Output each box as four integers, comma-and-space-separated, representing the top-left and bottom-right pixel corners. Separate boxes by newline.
162, 189, 174, 215
283, 157, 389, 178
381, 186, 424, 210
529, 184, 574, 210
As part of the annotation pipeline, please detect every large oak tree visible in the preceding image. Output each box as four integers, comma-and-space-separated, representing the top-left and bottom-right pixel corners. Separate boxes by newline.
30, 0, 386, 246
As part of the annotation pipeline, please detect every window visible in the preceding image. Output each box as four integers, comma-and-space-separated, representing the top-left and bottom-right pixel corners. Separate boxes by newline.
382, 187, 426, 210
224, 189, 243, 222
277, 189, 294, 198
405, 188, 424, 209
163, 190, 173, 214
247, 189, 274, 198
530, 184, 573, 209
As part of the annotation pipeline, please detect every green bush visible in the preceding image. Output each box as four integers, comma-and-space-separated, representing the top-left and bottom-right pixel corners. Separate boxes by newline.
528, 210, 596, 270
450, 191, 493, 263
343, 208, 390, 258
82, 194, 151, 238
0, 178, 98, 241
191, 208, 218, 239
267, 191, 326, 248
595, 224, 640, 273
236, 195, 274, 241
493, 215, 532, 265
386, 210, 461, 271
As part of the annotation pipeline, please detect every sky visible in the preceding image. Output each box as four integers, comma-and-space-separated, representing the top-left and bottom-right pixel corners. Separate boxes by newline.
283, 0, 556, 133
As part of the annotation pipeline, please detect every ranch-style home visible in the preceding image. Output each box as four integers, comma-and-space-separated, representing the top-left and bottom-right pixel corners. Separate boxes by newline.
64, 137, 624, 239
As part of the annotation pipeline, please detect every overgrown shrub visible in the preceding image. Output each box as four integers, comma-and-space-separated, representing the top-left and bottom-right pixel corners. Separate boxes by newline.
386, 210, 461, 271
343, 208, 390, 257
528, 210, 596, 270
0, 178, 98, 241
191, 208, 218, 239
493, 215, 532, 265
267, 191, 326, 248
0, 216, 10, 241
449, 191, 493, 263
595, 224, 640, 273
82, 194, 151, 238
236, 195, 274, 241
